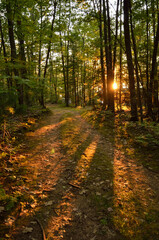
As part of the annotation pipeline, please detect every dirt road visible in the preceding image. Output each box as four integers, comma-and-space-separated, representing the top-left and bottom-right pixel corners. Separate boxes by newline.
5, 105, 159, 240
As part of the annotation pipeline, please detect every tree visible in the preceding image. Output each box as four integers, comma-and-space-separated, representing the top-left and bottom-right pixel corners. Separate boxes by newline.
124, 0, 138, 121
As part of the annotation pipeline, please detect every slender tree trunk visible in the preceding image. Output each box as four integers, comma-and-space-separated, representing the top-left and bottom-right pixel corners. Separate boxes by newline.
103, 0, 109, 105
55, 67, 58, 103
113, 0, 119, 72
66, 39, 70, 107
60, 32, 67, 105
0, 18, 11, 89
130, 5, 143, 122
77, 68, 79, 106
146, 0, 149, 110
82, 37, 86, 107
6, 0, 23, 106
99, 0, 106, 108
17, 16, 28, 106
38, 0, 42, 106
119, 0, 122, 111
40, 0, 57, 108
124, 0, 138, 121
105, 0, 114, 111
72, 49, 77, 107
154, 13, 159, 112
83, 62, 86, 107
149, 13, 159, 119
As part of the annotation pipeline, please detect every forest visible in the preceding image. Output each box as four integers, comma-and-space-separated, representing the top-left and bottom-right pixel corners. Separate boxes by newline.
0, 0, 158, 120
0, 0, 159, 239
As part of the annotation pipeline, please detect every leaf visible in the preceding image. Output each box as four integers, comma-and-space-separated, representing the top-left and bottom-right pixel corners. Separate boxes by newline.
107, 207, 113, 212
22, 227, 33, 233
50, 148, 55, 154
44, 200, 53, 206
1, 152, 7, 158
0, 206, 5, 213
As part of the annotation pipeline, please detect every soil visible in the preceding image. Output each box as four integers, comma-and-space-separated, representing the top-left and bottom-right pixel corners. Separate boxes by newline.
1, 105, 159, 240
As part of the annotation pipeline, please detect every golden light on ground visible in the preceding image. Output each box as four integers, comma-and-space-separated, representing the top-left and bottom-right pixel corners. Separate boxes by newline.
113, 120, 158, 238
61, 116, 91, 156
46, 191, 76, 240
71, 136, 99, 186
113, 82, 118, 90
46, 137, 99, 239
26, 122, 61, 136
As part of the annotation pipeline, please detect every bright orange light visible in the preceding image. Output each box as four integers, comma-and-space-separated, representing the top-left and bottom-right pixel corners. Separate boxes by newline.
113, 82, 118, 90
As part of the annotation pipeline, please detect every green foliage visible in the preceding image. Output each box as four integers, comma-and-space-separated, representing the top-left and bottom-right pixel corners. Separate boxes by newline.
0, 185, 6, 200
0, 185, 17, 211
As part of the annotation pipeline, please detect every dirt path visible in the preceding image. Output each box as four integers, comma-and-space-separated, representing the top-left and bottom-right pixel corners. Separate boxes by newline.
5, 105, 159, 240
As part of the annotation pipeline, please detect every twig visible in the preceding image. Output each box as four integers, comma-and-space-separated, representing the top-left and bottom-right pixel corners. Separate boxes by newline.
35, 218, 46, 240
68, 183, 80, 189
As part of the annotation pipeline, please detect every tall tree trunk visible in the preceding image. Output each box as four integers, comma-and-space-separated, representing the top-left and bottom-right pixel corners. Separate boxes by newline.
146, 0, 149, 110
66, 39, 70, 107
60, 32, 67, 105
72, 48, 77, 107
103, 0, 109, 105
41, 0, 57, 108
38, 0, 42, 106
154, 13, 159, 113
82, 37, 86, 107
83, 62, 86, 107
55, 67, 58, 103
99, 0, 106, 108
130, 5, 143, 122
119, 0, 122, 111
77, 68, 79, 106
124, 0, 138, 121
149, 13, 159, 119
17, 16, 28, 105
113, 0, 120, 72
104, 0, 114, 111
6, 0, 23, 106
0, 18, 11, 89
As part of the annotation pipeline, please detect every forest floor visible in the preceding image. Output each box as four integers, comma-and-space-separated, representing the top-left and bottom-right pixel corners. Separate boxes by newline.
0, 104, 159, 240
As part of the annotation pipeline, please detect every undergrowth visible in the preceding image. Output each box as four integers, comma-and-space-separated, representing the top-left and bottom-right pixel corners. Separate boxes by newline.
81, 108, 159, 240
82, 108, 159, 172
0, 105, 51, 237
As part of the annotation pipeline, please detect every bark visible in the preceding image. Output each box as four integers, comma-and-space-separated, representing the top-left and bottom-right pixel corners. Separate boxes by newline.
105, 0, 114, 111
17, 17, 27, 105
72, 48, 77, 107
66, 39, 70, 107
41, 0, 57, 107
38, 0, 42, 105
130, 5, 143, 122
83, 62, 86, 107
124, 0, 138, 120
60, 32, 67, 105
148, 13, 159, 118
146, 0, 149, 106
55, 68, 58, 103
0, 18, 11, 89
99, 0, 106, 108
119, 0, 122, 111
6, 0, 23, 105
154, 14, 159, 111
113, 0, 120, 72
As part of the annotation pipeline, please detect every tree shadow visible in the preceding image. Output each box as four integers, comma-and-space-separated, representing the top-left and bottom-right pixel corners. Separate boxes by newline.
7, 110, 100, 239
113, 116, 159, 239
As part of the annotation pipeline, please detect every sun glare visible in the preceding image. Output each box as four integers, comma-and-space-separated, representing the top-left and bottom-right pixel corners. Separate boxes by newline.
113, 82, 118, 90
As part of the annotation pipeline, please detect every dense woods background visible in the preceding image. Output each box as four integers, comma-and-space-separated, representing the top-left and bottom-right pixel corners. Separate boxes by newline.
1, 1, 159, 239
0, 0, 159, 121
